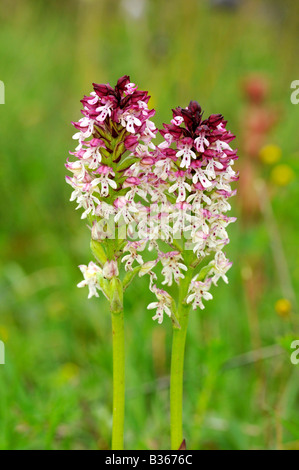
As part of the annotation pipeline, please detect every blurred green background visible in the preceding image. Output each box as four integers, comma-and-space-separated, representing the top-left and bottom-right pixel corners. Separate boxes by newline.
0, 0, 299, 450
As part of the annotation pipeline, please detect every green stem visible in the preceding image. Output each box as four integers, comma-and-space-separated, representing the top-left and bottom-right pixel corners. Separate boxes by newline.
111, 303, 125, 450
170, 274, 192, 450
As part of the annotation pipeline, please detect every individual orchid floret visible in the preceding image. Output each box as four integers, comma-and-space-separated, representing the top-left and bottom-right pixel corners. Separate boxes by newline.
81, 138, 104, 169
124, 82, 138, 95
121, 240, 147, 271
154, 153, 176, 180
159, 251, 188, 286
120, 111, 142, 134
103, 260, 119, 280
72, 117, 95, 150
65, 176, 101, 219
123, 177, 148, 202
186, 278, 213, 310
194, 132, 209, 153
77, 262, 102, 299
171, 116, 184, 127
208, 251, 233, 286
191, 161, 213, 189
65, 159, 88, 181
114, 197, 138, 224
138, 260, 158, 277
192, 230, 209, 258
168, 170, 192, 202
147, 285, 173, 324
95, 100, 114, 123
138, 260, 158, 293
176, 137, 196, 168
93, 165, 117, 197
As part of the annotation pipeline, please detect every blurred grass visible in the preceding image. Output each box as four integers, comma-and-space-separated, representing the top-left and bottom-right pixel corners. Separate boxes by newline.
0, 0, 299, 449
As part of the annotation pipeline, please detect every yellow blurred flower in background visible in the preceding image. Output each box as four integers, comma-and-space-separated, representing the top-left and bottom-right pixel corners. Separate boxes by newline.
54, 362, 80, 386
259, 144, 282, 165
275, 298, 292, 318
270, 164, 295, 186
0, 325, 9, 342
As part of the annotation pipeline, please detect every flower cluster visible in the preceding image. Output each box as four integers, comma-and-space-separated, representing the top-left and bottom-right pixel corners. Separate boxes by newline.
155, 100, 238, 311
66, 77, 238, 324
66, 75, 157, 219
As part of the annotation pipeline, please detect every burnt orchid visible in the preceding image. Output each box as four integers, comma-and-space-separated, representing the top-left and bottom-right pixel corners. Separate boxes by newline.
66, 76, 238, 450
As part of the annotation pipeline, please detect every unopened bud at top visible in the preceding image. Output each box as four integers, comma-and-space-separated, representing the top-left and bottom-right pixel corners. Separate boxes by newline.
103, 260, 119, 280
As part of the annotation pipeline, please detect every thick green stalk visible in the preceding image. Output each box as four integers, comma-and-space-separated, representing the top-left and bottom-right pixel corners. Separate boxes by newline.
170, 274, 192, 450
110, 278, 125, 450
111, 309, 125, 450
